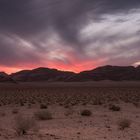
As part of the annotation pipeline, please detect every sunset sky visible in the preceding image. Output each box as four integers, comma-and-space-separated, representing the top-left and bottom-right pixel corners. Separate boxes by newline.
0, 0, 140, 73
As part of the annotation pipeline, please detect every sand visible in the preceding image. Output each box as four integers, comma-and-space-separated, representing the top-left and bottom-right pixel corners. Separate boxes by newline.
0, 81, 140, 140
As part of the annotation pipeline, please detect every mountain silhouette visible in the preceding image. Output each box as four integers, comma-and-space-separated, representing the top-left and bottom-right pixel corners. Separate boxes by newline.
0, 72, 15, 83
10, 67, 75, 82
0, 65, 140, 82
68, 65, 140, 81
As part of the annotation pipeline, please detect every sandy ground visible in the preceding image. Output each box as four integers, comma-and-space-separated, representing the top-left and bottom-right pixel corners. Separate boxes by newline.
0, 82, 140, 140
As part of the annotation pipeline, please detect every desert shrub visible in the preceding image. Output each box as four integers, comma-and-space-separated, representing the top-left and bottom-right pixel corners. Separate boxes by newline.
80, 109, 92, 116
27, 103, 31, 108
118, 119, 131, 130
0, 112, 6, 117
40, 104, 48, 109
64, 104, 70, 108
93, 97, 103, 105
133, 102, 139, 108
109, 104, 120, 111
64, 107, 75, 116
14, 115, 37, 135
12, 109, 18, 114
59, 103, 63, 106
82, 102, 87, 106
20, 102, 24, 106
34, 110, 52, 120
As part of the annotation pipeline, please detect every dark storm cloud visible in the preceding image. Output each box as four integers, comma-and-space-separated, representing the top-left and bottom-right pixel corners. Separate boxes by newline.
0, 0, 140, 41
0, 0, 140, 71
0, 34, 41, 67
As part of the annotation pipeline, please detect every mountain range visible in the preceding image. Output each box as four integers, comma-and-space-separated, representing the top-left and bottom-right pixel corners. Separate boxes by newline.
0, 65, 140, 83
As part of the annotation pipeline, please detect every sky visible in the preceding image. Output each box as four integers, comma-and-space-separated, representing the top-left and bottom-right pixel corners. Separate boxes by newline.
0, 0, 140, 73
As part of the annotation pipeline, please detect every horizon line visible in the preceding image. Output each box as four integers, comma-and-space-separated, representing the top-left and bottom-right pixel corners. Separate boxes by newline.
1, 64, 139, 75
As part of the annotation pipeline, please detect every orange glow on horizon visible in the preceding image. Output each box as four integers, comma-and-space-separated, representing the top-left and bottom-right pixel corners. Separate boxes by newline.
0, 65, 94, 74
0, 59, 105, 74
0, 66, 22, 74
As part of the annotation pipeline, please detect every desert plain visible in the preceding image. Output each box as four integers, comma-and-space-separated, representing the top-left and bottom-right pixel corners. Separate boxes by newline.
0, 81, 140, 140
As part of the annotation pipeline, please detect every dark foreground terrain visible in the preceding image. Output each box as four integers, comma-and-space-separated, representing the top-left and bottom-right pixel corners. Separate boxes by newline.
0, 81, 140, 140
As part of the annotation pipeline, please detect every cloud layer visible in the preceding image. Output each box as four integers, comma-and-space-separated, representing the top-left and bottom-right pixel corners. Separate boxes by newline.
0, 0, 140, 73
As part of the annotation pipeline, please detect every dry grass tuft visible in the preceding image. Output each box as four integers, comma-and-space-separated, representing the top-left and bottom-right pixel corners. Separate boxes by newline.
118, 119, 131, 130
80, 109, 92, 116
34, 110, 52, 120
14, 114, 37, 136
40, 104, 48, 109
0, 111, 6, 117
109, 104, 121, 111
12, 109, 19, 114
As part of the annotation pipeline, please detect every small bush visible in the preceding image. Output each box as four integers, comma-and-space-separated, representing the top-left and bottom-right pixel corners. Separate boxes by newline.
80, 109, 92, 116
34, 110, 52, 120
133, 102, 139, 108
14, 115, 37, 135
118, 119, 131, 130
20, 102, 24, 106
109, 105, 120, 111
12, 109, 18, 114
40, 104, 48, 109
64, 107, 74, 116
93, 97, 103, 105
0, 112, 6, 117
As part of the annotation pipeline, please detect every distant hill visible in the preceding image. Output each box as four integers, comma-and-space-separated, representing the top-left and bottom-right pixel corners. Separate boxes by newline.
10, 67, 75, 82
68, 65, 140, 81
0, 65, 140, 82
0, 72, 15, 83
